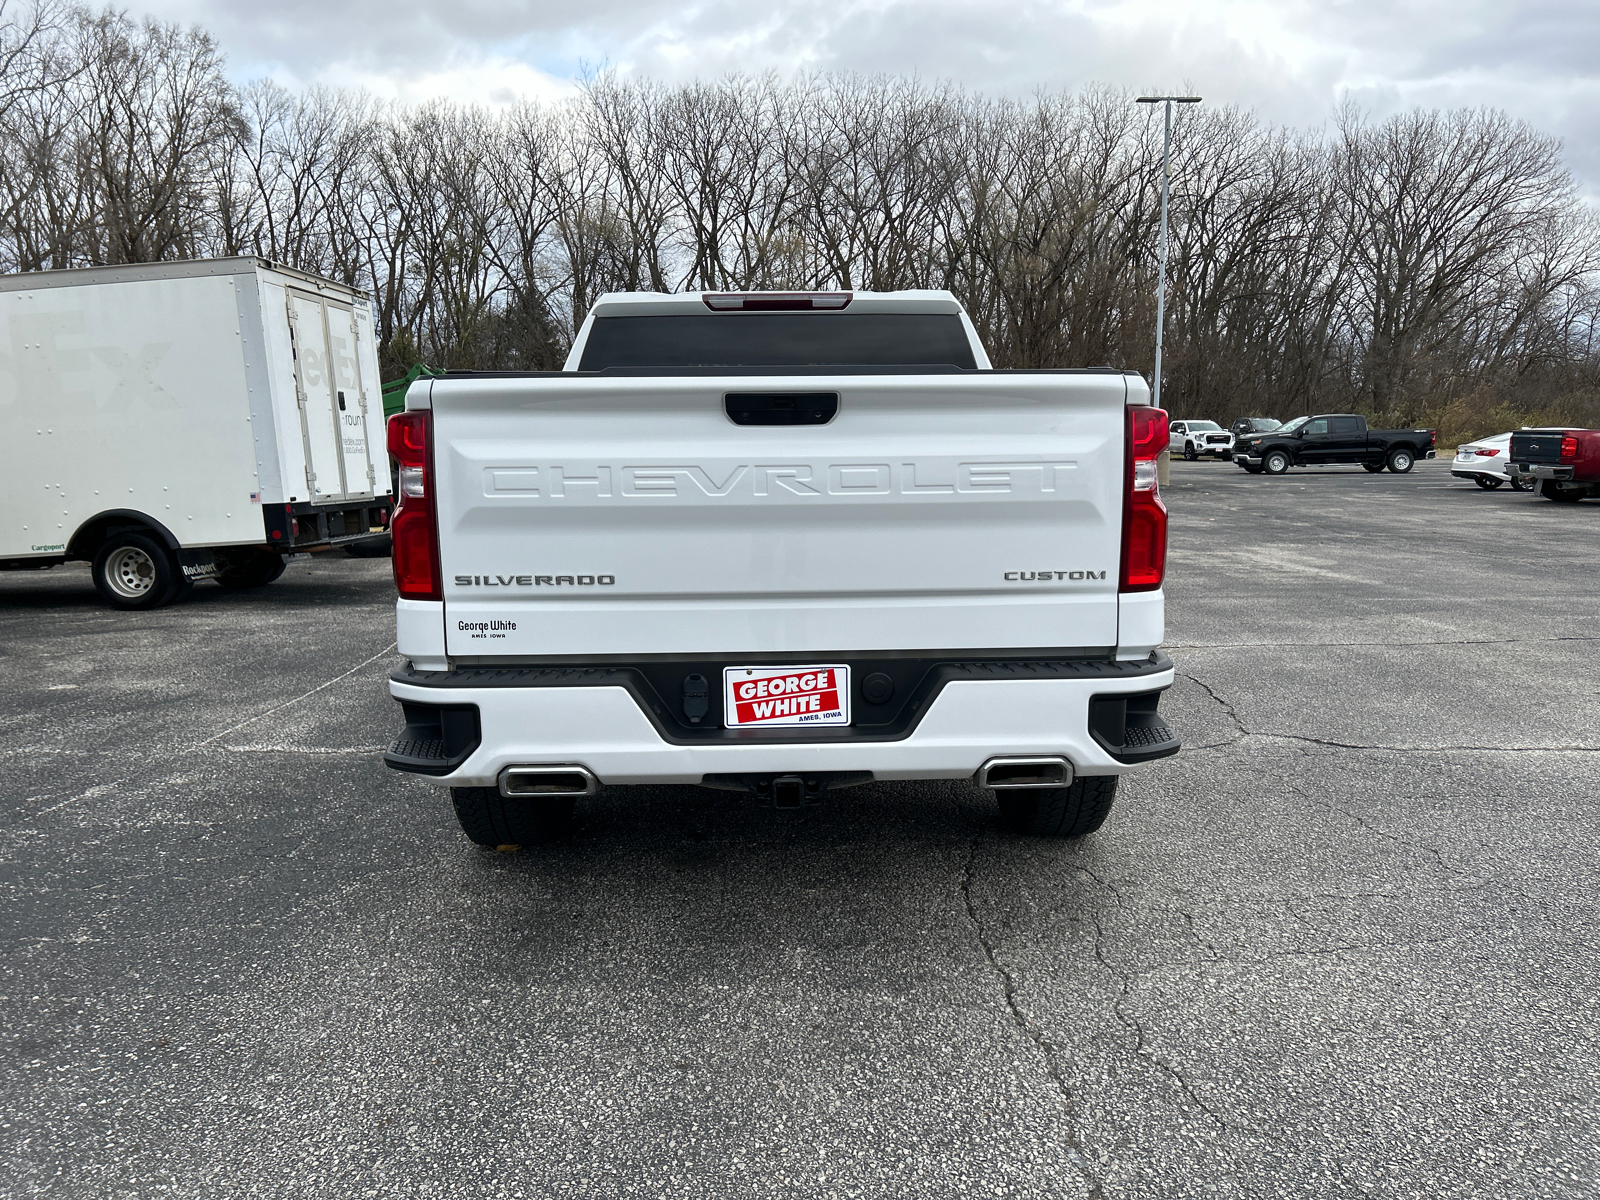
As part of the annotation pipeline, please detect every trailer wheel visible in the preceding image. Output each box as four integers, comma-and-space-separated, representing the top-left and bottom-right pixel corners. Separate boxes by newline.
215, 550, 287, 589
92, 533, 182, 610
995, 775, 1118, 838
1387, 448, 1415, 473
450, 787, 575, 849
1262, 450, 1291, 475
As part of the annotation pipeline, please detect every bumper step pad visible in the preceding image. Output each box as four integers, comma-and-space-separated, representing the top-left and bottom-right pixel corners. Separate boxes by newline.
1088, 690, 1180, 763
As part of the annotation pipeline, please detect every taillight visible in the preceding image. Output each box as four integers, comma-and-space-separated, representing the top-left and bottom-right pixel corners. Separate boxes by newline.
387, 410, 441, 600
1561, 436, 1579, 459
1121, 406, 1169, 592
1475, 448, 1500, 457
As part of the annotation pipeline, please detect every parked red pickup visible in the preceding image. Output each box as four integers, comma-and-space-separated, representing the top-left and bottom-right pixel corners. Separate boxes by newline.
1508, 429, 1600, 502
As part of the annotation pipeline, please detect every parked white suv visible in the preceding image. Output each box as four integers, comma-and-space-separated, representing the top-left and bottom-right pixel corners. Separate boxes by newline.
382, 291, 1179, 846
1169, 420, 1232, 460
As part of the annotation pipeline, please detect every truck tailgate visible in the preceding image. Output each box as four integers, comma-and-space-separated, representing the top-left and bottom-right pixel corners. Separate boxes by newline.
432, 372, 1128, 658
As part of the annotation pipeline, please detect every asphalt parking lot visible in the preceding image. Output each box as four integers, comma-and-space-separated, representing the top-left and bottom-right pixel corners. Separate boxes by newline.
3, 456, 1597, 1199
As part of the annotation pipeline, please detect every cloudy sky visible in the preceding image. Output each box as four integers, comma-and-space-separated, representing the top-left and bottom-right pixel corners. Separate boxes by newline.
136, 0, 1600, 192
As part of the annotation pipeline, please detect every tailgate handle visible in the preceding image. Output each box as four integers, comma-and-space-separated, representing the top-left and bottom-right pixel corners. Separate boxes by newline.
724, 392, 838, 426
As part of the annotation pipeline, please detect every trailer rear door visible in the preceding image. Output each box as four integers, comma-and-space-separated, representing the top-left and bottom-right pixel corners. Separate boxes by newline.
287, 291, 345, 498
323, 299, 377, 497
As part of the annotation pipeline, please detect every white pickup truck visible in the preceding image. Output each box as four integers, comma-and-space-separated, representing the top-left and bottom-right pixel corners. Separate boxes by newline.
382, 290, 1178, 846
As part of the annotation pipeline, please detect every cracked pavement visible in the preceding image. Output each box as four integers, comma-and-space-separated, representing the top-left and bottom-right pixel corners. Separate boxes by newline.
2, 458, 1597, 1198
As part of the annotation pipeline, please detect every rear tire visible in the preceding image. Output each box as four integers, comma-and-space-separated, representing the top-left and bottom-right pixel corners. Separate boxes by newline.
1263, 450, 1291, 475
1362, 463, 1384, 473
1474, 475, 1503, 490
995, 775, 1118, 838
1387, 448, 1415, 473
1541, 480, 1585, 503
450, 786, 576, 848
91, 533, 182, 610
215, 550, 287, 589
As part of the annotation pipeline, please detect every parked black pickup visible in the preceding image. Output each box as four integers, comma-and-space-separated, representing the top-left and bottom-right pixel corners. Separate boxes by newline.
1232, 414, 1436, 475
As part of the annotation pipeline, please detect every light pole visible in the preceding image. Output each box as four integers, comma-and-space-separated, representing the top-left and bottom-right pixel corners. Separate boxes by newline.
1135, 94, 1201, 411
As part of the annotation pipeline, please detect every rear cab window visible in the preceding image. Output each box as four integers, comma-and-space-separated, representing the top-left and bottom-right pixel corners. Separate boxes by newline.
576, 313, 979, 371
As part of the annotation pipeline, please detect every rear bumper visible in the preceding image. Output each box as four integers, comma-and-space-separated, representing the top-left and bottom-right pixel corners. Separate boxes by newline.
263, 499, 393, 552
1511, 463, 1577, 481
385, 654, 1179, 786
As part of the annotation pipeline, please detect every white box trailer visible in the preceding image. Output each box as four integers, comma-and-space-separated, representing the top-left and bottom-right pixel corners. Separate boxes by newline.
0, 257, 394, 608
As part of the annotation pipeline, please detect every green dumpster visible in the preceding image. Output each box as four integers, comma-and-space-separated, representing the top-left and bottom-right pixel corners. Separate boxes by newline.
381, 364, 443, 420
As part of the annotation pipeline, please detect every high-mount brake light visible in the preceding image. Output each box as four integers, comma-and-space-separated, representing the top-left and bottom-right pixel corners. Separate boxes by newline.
702, 292, 853, 312
387, 411, 441, 601
1121, 406, 1169, 592
1561, 435, 1580, 459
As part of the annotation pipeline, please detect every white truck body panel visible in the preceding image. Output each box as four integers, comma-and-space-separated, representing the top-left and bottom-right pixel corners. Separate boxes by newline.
433, 372, 1128, 659
0, 258, 389, 561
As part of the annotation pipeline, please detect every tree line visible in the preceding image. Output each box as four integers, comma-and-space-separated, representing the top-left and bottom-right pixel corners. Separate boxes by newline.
4, 1, 1599, 437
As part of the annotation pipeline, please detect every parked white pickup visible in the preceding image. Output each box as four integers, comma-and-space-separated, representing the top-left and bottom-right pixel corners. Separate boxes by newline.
383, 290, 1178, 845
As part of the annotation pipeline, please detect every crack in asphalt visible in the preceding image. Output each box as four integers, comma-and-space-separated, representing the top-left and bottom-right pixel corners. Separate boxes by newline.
1071, 862, 1235, 1132
958, 828, 1107, 1199
1178, 669, 1473, 879
1175, 671, 1600, 754
1282, 780, 1462, 879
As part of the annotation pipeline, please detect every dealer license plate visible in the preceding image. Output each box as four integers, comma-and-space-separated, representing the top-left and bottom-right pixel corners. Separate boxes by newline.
723, 665, 850, 729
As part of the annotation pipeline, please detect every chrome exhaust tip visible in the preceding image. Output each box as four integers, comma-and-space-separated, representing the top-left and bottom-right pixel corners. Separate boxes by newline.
976, 756, 1074, 790
498, 764, 599, 798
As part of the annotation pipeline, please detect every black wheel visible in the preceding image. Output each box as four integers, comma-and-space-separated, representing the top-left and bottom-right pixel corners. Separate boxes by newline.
1182, 443, 1198, 461
1387, 448, 1415, 473
1474, 475, 1503, 490
91, 533, 182, 610
450, 786, 576, 848
1263, 450, 1291, 475
215, 550, 287, 589
1362, 463, 1384, 473
344, 535, 392, 559
1540, 480, 1585, 503
995, 775, 1118, 838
